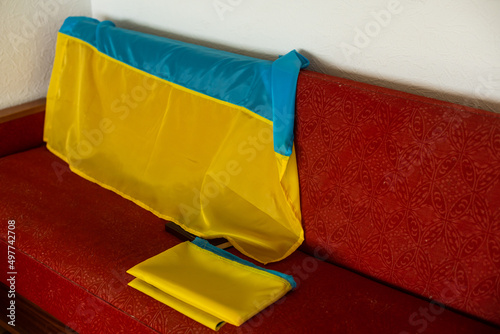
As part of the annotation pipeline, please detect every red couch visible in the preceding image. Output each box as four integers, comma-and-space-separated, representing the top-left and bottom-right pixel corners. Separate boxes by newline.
1, 70, 499, 333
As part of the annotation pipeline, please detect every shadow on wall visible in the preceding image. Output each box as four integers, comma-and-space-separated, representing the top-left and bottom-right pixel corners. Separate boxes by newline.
101, 18, 499, 114
301, 52, 500, 114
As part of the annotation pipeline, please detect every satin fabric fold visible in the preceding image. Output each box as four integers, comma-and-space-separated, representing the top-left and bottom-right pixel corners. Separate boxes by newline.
44, 16, 308, 263
127, 239, 296, 329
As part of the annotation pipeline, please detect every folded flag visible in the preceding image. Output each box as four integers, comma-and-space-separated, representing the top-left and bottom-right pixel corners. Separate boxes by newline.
127, 238, 296, 330
44, 16, 308, 263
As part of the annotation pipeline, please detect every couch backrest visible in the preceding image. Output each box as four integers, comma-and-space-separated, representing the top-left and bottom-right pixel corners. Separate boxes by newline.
0, 99, 45, 158
295, 70, 500, 324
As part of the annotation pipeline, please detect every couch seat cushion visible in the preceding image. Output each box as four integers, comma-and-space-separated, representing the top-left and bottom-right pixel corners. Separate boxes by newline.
0, 147, 497, 333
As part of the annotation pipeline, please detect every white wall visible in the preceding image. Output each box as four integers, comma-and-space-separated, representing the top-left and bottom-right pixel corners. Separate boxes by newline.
0, 0, 92, 110
92, 0, 500, 113
2, 1, 498, 112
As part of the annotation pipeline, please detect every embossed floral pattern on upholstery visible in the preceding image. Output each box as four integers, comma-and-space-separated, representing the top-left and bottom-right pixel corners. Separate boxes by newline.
295, 70, 500, 324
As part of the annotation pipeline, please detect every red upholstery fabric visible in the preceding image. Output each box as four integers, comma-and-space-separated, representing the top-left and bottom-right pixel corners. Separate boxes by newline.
0, 111, 45, 158
295, 70, 500, 325
1, 242, 158, 334
0, 147, 497, 333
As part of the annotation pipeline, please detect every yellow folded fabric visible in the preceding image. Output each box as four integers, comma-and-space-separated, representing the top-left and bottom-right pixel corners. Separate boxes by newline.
127, 238, 296, 330
128, 278, 225, 330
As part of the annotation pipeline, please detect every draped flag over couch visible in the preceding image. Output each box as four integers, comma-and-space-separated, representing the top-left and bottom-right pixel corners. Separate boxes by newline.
44, 17, 309, 263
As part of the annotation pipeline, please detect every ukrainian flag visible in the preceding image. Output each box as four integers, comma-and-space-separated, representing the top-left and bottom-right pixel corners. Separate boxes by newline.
127, 238, 297, 330
44, 17, 308, 264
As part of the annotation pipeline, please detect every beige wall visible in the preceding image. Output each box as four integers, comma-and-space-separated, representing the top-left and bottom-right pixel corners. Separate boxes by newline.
0, 0, 91, 109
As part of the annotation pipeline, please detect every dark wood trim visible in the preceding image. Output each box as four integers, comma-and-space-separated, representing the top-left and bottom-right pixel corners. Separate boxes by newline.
0, 98, 46, 124
165, 222, 232, 249
0, 282, 77, 334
